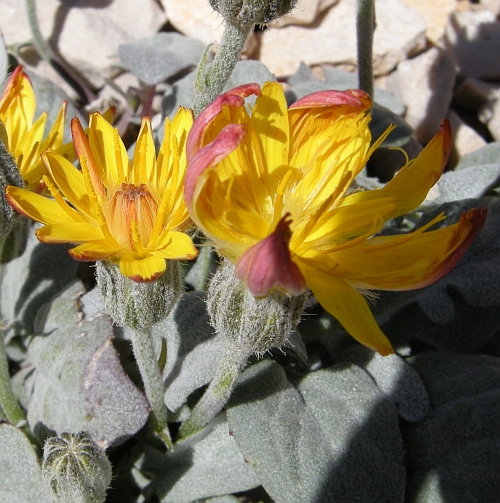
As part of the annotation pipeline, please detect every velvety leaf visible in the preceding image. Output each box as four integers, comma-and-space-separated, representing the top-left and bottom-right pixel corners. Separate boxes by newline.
162, 292, 224, 412
0, 225, 79, 346
454, 141, 500, 170
404, 352, 500, 503
26, 284, 149, 448
140, 414, 259, 503
338, 345, 430, 422
0, 29, 8, 89
227, 359, 404, 503
184, 245, 218, 292
435, 163, 500, 203
0, 423, 52, 503
119, 33, 205, 85
369, 102, 414, 148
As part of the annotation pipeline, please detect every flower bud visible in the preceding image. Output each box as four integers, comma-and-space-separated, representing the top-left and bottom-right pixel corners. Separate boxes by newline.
95, 260, 182, 330
41, 431, 112, 503
207, 259, 307, 356
0, 126, 23, 240
209, 0, 298, 25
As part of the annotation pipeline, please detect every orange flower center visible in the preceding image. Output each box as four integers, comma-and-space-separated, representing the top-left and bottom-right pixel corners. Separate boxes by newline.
108, 182, 158, 251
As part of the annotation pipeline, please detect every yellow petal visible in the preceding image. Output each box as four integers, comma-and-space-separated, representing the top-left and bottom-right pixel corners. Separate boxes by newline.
298, 260, 394, 355
150, 230, 198, 260
36, 222, 104, 243
43, 150, 94, 217
6, 185, 78, 225
132, 117, 156, 184
69, 240, 120, 261
251, 82, 289, 175
119, 252, 166, 282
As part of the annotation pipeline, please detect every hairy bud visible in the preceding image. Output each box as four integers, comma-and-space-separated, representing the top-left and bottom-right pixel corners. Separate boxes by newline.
209, 0, 298, 25
42, 432, 112, 503
95, 260, 182, 329
207, 259, 307, 356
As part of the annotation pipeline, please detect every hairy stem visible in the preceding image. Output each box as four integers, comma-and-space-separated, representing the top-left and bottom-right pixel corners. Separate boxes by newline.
130, 327, 173, 449
356, 0, 375, 99
193, 22, 252, 115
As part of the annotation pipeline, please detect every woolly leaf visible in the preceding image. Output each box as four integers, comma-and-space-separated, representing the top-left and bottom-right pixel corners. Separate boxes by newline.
140, 414, 259, 502
227, 359, 404, 503
0, 423, 52, 503
404, 352, 500, 502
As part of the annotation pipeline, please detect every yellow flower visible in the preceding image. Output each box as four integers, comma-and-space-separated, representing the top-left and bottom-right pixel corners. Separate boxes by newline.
6, 109, 198, 282
184, 82, 487, 355
0, 66, 68, 192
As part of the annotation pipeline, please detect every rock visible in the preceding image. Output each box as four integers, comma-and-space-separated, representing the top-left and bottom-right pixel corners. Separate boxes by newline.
454, 77, 500, 111
447, 110, 488, 168
274, 0, 340, 26
259, 0, 426, 77
445, 10, 500, 80
398, 0, 457, 43
479, 94, 500, 141
478, 0, 500, 16
0, 0, 166, 89
386, 47, 457, 144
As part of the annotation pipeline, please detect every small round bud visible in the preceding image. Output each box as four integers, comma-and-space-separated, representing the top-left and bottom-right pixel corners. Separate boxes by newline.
209, 0, 298, 25
95, 260, 182, 329
207, 259, 307, 356
42, 431, 112, 503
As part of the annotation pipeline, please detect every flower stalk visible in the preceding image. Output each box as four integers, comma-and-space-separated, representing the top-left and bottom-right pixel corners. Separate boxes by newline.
130, 326, 173, 449
356, 0, 375, 98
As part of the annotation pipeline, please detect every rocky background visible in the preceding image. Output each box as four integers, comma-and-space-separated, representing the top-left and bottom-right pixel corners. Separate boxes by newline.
1, 0, 499, 176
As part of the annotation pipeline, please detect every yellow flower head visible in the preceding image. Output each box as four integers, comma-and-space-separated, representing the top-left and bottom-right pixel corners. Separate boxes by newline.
184, 82, 487, 355
0, 66, 68, 191
6, 109, 198, 282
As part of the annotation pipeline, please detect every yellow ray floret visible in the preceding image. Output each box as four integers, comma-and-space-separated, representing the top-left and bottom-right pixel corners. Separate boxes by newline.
184, 81, 487, 355
6, 110, 198, 282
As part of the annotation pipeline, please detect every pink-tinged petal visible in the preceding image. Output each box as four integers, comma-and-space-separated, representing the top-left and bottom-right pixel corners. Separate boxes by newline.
289, 88, 371, 112
118, 252, 166, 282
297, 260, 394, 356
235, 214, 307, 297
184, 124, 246, 211
395, 207, 487, 290
187, 83, 261, 160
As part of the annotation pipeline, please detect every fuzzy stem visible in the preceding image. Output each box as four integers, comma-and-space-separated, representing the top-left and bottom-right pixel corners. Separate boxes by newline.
178, 345, 248, 439
0, 331, 25, 426
130, 327, 173, 449
356, 0, 375, 99
193, 22, 252, 116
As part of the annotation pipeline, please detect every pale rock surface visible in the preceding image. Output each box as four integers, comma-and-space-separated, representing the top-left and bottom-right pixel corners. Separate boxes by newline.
386, 47, 456, 144
447, 110, 488, 168
398, 0, 457, 43
275, 0, 339, 26
478, 0, 500, 15
445, 10, 500, 79
479, 94, 500, 141
259, 0, 426, 77
454, 77, 500, 110
0, 0, 166, 89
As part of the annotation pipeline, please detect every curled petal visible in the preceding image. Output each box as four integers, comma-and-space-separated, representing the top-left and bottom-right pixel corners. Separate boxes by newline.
187, 83, 261, 161
289, 88, 371, 113
184, 124, 246, 211
235, 214, 307, 297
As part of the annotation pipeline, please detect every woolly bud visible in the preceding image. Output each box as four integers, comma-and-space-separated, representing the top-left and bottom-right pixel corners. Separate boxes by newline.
41, 432, 112, 503
209, 0, 298, 25
95, 260, 182, 329
207, 259, 307, 356
0, 124, 23, 240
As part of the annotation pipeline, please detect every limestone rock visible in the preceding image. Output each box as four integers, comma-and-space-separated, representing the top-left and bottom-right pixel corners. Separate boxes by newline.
479, 95, 500, 141
0, 0, 166, 89
275, 0, 339, 26
446, 10, 500, 80
454, 78, 500, 111
399, 0, 457, 43
259, 0, 426, 77
386, 47, 457, 144
447, 110, 488, 168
